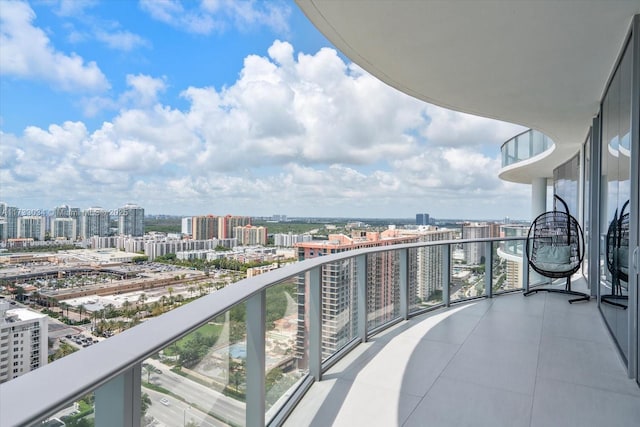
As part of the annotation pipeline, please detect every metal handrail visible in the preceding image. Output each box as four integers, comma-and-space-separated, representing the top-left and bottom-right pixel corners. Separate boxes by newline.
0, 236, 526, 427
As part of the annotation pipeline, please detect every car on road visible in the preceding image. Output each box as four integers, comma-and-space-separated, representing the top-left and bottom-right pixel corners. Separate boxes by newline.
159, 398, 170, 406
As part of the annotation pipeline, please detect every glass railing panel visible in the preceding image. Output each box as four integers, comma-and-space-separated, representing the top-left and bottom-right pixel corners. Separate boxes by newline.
516, 133, 530, 160
321, 259, 357, 361
141, 304, 247, 427
493, 240, 525, 294
366, 250, 401, 330
451, 243, 486, 302
41, 392, 95, 426
501, 129, 555, 168
409, 246, 445, 313
264, 277, 308, 418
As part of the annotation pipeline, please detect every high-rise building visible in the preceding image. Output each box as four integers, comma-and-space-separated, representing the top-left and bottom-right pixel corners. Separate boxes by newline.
462, 222, 490, 265
222, 215, 251, 239
234, 225, 267, 246
118, 204, 144, 236
382, 226, 456, 303
0, 205, 19, 240
53, 205, 70, 218
52, 218, 76, 240
17, 216, 46, 241
80, 207, 110, 239
416, 213, 430, 226
0, 301, 48, 384
192, 215, 220, 240
0, 221, 7, 241
52, 205, 80, 240
181, 217, 193, 236
295, 232, 419, 360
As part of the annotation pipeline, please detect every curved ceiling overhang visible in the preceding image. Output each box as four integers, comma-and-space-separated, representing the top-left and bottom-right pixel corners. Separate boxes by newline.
296, 1, 639, 174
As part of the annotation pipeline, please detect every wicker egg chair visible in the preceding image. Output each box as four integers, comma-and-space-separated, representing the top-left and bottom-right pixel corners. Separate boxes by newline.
524, 195, 589, 303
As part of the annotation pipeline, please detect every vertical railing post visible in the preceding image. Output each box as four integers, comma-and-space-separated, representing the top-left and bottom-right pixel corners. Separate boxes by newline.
485, 241, 493, 298
442, 245, 451, 307
94, 364, 141, 427
246, 290, 266, 427
308, 266, 322, 381
356, 255, 368, 343
399, 248, 409, 320
522, 239, 530, 293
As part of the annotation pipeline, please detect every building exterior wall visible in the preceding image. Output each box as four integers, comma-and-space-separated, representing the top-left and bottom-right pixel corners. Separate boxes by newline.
0, 303, 47, 384
80, 208, 110, 239
118, 204, 144, 237
17, 216, 46, 241
462, 223, 490, 265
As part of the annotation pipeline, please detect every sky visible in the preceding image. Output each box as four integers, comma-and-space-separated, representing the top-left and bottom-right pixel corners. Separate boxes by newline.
0, 0, 530, 220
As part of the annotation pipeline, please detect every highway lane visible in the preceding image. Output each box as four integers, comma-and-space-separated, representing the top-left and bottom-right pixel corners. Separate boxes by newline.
144, 359, 245, 426
144, 388, 226, 427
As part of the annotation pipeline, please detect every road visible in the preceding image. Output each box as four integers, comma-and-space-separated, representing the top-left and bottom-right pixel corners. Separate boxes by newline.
144, 359, 245, 426
145, 388, 226, 427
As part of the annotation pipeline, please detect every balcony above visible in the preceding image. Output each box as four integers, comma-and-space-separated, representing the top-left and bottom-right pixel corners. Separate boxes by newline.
498, 129, 576, 184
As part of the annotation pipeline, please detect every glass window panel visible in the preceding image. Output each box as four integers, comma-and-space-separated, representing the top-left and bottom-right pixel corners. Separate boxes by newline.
366, 251, 400, 331
264, 278, 308, 418
142, 304, 247, 427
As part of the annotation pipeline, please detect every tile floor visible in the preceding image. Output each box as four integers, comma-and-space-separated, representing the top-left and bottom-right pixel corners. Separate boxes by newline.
284, 282, 640, 427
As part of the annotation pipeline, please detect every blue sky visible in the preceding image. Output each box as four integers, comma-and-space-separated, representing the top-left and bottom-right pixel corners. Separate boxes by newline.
0, 0, 528, 219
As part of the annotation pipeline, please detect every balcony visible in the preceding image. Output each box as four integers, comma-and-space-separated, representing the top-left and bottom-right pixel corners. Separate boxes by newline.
498, 129, 581, 185
501, 129, 554, 169
1, 237, 639, 426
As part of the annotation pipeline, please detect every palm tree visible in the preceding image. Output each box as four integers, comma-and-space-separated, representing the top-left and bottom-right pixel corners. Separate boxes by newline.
122, 300, 132, 319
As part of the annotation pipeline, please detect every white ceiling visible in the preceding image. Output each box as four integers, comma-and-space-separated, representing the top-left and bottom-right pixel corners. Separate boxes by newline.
296, 0, 639, 183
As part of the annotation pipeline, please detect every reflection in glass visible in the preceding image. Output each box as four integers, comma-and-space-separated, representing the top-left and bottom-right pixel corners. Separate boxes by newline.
451, 243, 486, 303
265, 279, 307, 416
599, 39, 631, 362
367, 251, 401, 330
602, 201, 630, 309
141, 305, 247, 427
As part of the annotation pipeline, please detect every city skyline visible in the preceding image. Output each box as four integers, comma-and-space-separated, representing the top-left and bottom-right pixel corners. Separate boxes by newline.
1, 1, 528, 220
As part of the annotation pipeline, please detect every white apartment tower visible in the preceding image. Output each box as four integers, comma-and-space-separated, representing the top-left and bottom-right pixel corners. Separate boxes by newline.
118, 204, 144, 237
52, 218, 76, 240
17, 216, 46, 241
462, 222, 490, 265
0, 301, 48, 384
181, 217, 193, 236
80, 207, 110, 239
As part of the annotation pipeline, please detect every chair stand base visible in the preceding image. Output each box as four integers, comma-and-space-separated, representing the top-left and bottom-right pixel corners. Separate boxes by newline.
524, 288, 590, 304
600, 295, 628, 309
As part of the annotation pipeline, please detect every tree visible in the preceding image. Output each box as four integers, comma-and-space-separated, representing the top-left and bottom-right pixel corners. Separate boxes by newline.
141, 392, 152, 418
143, 364, 155, 383
122, 300, 132, 318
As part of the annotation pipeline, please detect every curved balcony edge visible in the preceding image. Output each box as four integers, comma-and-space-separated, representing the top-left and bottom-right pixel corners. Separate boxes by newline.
0, 236, 527, 427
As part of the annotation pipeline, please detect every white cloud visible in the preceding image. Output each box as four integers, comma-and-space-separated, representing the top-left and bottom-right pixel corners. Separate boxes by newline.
0, 41, 530, 219
95, 29, 149, 51
140, 0, 291, 35
0, 1, 109, 92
